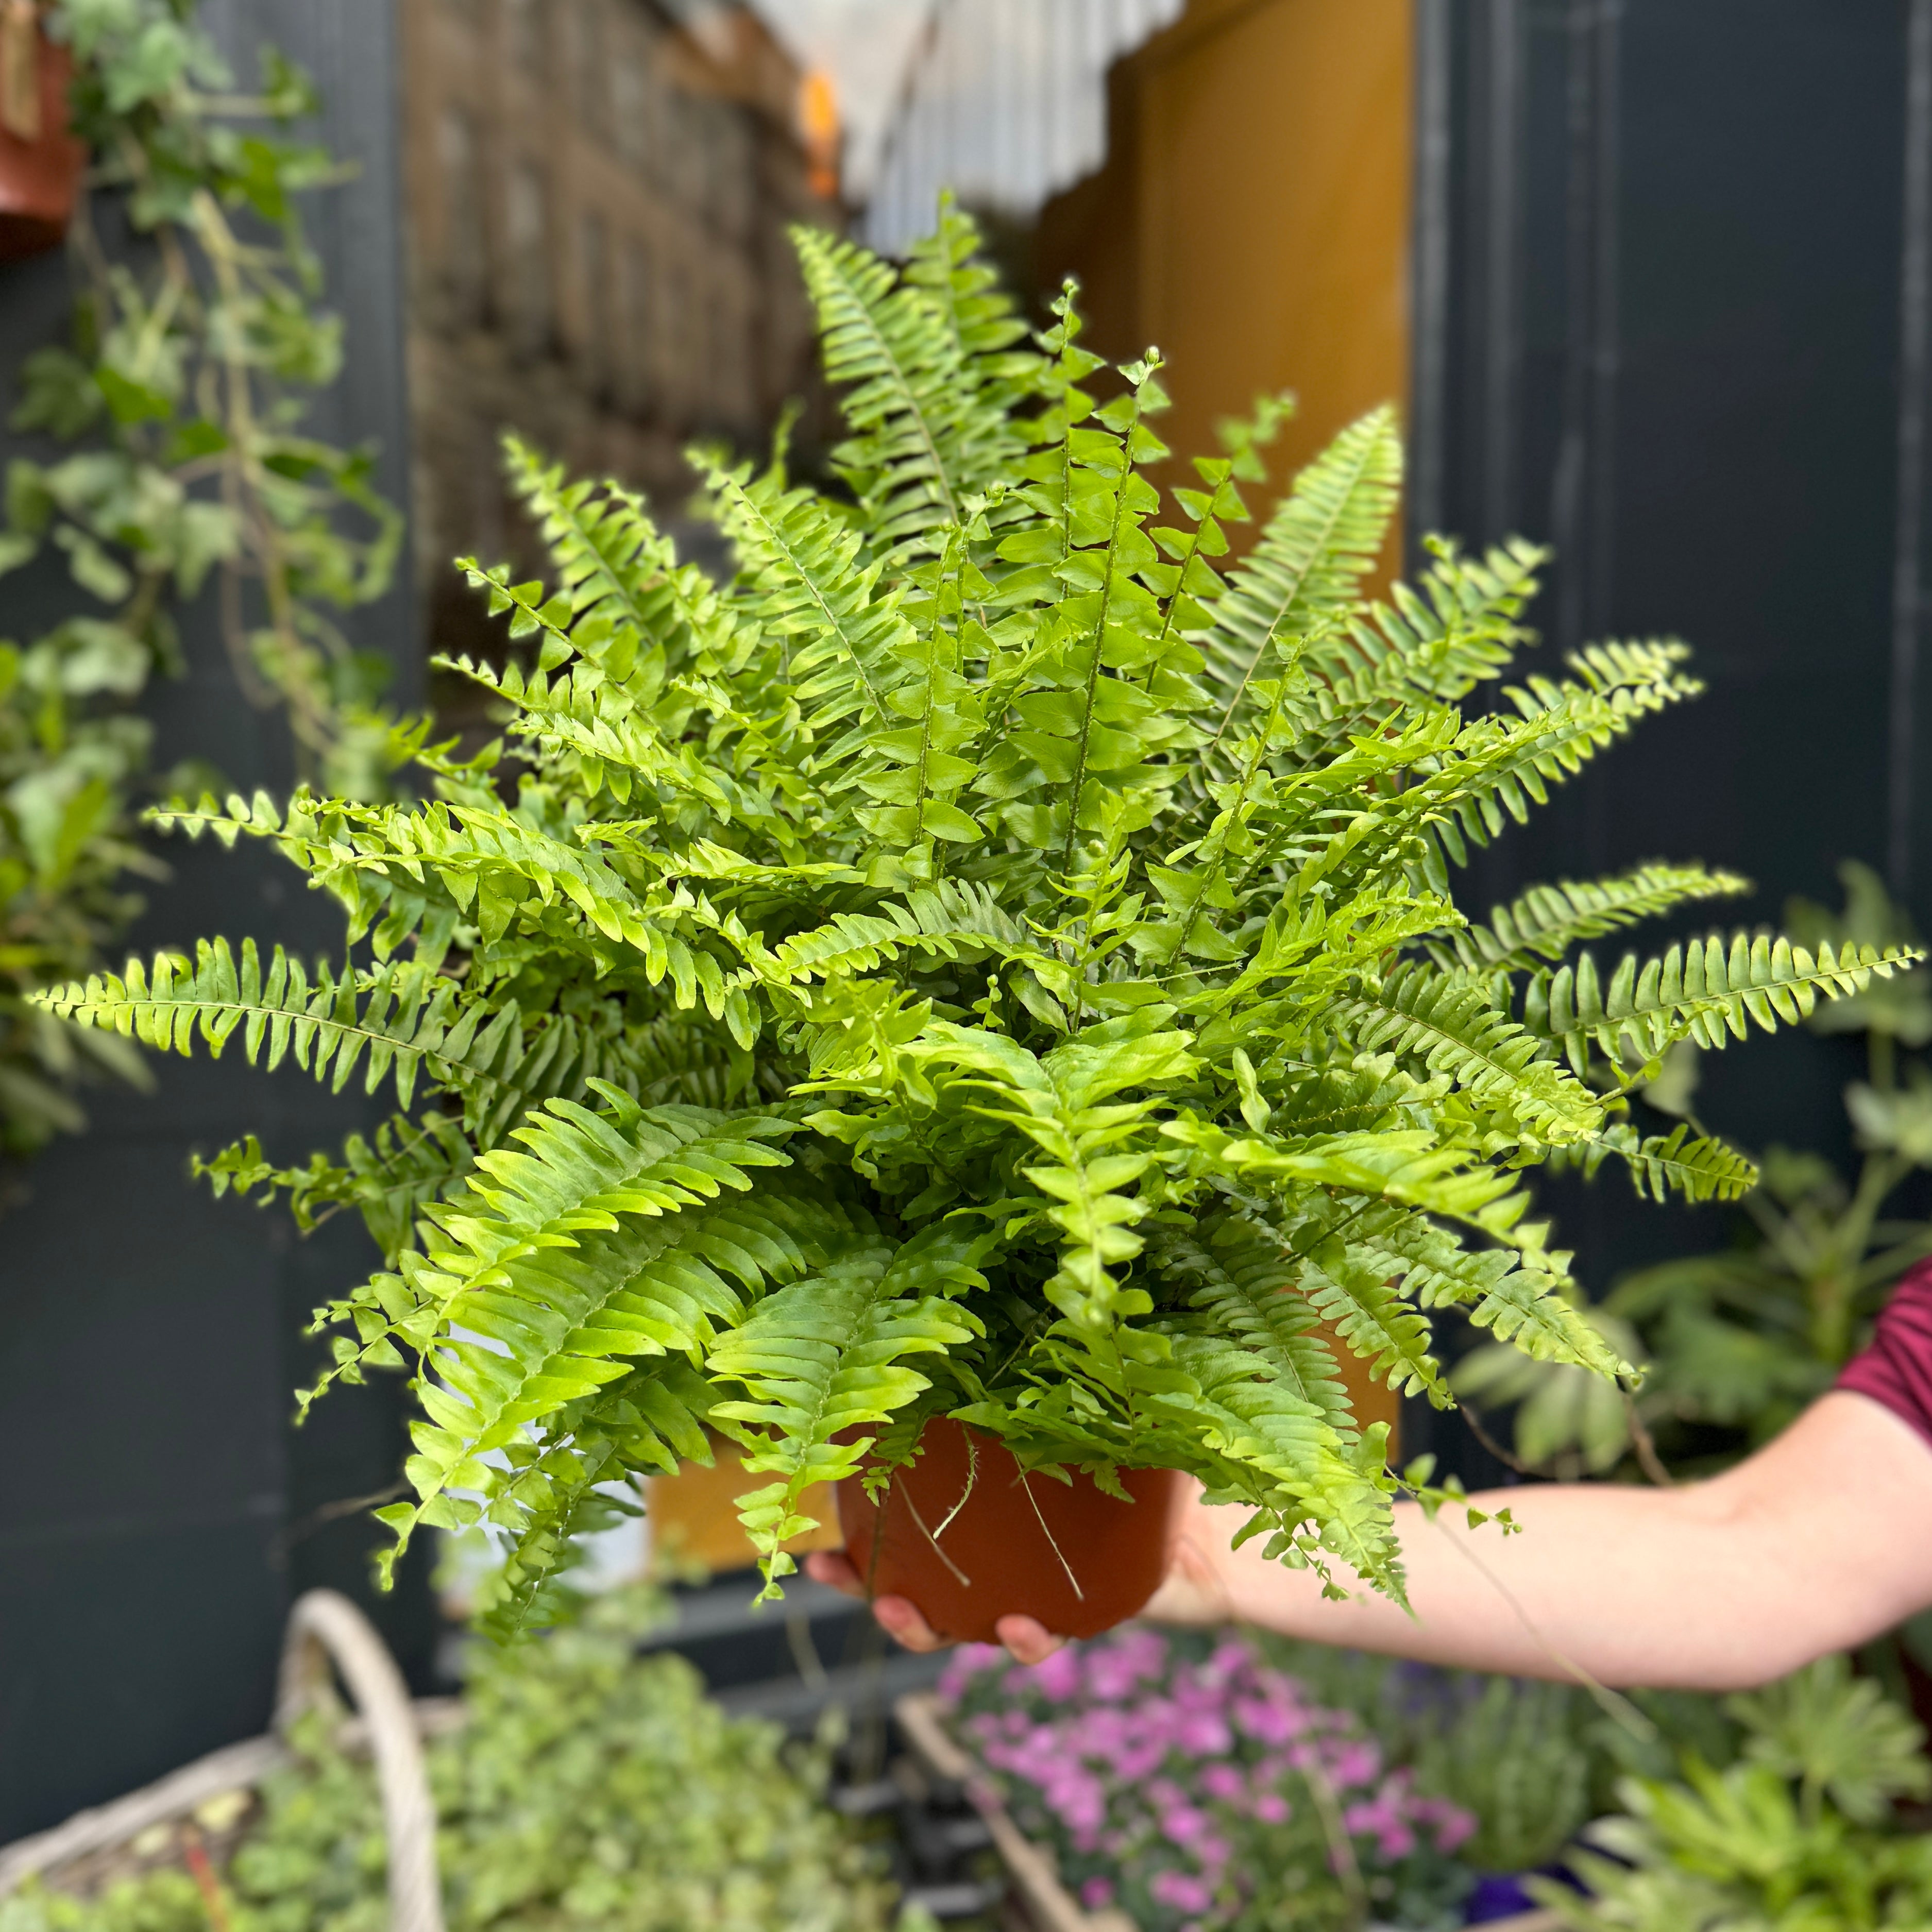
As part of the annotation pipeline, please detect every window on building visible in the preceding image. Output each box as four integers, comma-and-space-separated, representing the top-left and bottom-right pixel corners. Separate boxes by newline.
505, 0, 548, 81
665, 258, 692, 415
577, 0, 607, 140
612, 48, 646, 170
705, 285, 729, 422
505, 160, 552, 353
619, 235, 651, 410
438, 105, 486, 323
580, 209, 610, 383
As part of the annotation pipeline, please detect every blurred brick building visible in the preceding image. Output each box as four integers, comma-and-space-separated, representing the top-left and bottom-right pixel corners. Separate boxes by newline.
400, 0, 839, 661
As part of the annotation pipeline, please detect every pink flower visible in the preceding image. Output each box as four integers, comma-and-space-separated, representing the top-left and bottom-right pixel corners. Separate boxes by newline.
1086, 1626, 1169, 1699
1209, 1640, 1252, 1677
1026, 1645, 1084, 1704
1233, 1693, 1311, 1745
1412, 1794, 1478, 1854
1252, 1791, 1291, 1825
1159, 1803, 1211, 1847
1079, 1877, 1116, 1910
937, 1645, 1010, 1708
1150, 1870, 1215, 1913
1199, 1762, 1245, 1803
1327, 1739, 1381, 1789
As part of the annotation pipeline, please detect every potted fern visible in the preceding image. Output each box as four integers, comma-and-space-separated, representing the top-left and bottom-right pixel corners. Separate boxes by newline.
35, 205, 1916, 1640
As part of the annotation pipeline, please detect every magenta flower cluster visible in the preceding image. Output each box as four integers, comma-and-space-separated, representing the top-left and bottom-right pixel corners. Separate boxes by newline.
938, 1628, 1475, 1932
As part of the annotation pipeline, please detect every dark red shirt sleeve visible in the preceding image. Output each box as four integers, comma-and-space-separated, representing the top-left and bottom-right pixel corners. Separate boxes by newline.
1837, 1258, 1932, 1449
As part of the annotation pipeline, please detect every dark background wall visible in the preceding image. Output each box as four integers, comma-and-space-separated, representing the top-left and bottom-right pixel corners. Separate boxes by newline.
1404, 0, 1925, 1482
0, 0, 431, 1842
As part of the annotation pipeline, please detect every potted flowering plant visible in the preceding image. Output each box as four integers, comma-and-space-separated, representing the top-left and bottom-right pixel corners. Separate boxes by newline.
35, 202, 1916, 1637
926, 1629, 1480, 1931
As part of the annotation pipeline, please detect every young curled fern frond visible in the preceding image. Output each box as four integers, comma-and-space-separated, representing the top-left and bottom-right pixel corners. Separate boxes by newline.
33, 210, 1911, 1616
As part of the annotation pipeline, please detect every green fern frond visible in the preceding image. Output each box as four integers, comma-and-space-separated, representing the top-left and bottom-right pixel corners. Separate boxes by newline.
1524, 933, 1925, 1075
708, 1222, 986, 1593
794, 224, 993, 557
1157, 1215, 1354, 1423
1567, 1121, 1761, 1204
196, 1108, 473, 1263
1161, 1331, 1403, 1598
376, 1091, 800, 1566
35, 937, 509, 1109
1201, 403, 1401, 756
1431, 862, 1752, 971
707, 460, 913, 735
1335, 964, 1602, 1145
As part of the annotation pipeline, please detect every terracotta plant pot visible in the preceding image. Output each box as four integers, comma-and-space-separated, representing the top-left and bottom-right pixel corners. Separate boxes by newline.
835, 1419, 1184, 1644
0, 12, 83, 261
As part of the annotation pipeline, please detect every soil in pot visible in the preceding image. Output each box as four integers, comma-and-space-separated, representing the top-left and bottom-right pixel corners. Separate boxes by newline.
835, 1419, 1184, 1644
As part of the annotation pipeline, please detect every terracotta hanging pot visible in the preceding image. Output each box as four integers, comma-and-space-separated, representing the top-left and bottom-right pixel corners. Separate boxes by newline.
0, 3, 83, 261
836, 1419, 1185, 1645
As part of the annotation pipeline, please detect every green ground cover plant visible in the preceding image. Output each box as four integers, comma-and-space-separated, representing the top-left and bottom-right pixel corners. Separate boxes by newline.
1, 0, 402, 1161
1537, 1655, 1932, 1931
35, 202, 1919, 1633
0, 1591, 900, 1932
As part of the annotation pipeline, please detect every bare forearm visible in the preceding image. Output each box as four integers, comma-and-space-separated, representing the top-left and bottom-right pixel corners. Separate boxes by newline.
1173, 1393, 1932, 1690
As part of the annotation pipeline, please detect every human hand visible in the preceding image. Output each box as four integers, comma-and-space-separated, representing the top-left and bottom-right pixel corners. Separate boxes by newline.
803, 1481, 1238, 1662
802, 1548, 1067, 1663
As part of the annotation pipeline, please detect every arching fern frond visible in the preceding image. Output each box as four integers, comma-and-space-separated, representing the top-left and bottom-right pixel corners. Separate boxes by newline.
371, 1090, 801, 1574
38, 938, 511, 1110
709, 1221, 986, 1594
1200, 403, 1401, 758
1567, 1121, 1761, 1204
1334, 964, 1602, 1146
794, 224, 987, 558
1430, 862, 1752, 972
1525, 933, 1921, 1076
1156, 1214, 1354, 1425
1161, 1331, 1403, 1598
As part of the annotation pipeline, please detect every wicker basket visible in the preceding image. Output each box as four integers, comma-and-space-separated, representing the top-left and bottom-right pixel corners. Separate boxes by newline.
893, 1692, 1564, 1932
0, 1589, 451, 1931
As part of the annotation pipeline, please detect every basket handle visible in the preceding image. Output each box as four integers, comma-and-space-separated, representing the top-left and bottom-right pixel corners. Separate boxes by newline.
276, 1589, 444, 1932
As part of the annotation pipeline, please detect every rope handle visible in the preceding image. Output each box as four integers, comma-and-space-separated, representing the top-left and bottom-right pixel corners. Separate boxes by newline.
276, 1590, 444, 1932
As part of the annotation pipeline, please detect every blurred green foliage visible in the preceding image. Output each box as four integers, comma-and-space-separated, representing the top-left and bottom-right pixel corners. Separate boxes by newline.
1539, 1656, 1932, 1930
1, 0, 403, 1161
0, 1592, 899, 1932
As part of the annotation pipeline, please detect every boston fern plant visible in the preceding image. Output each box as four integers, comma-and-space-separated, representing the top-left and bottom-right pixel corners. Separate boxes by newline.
34, 207, 1919, 1633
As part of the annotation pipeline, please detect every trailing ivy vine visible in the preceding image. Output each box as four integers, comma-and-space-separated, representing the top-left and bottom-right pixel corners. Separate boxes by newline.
0, 0, 402, 1161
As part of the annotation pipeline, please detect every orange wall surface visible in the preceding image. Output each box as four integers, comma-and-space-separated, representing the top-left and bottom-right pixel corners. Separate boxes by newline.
1042, 0, 1411, 560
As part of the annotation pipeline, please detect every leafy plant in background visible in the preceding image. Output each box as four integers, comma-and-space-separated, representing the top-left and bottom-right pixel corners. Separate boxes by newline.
0, 1590, 902, 1932
0, 0, 402, 1160
1456, 860, 1932, 1477
36, 202, 1919, 1633
939, 1626, 1478, 1931
1537, 1655, 1932, 1931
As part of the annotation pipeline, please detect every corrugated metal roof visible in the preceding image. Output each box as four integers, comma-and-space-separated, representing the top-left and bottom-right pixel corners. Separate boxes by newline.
864, 0, 1184, 253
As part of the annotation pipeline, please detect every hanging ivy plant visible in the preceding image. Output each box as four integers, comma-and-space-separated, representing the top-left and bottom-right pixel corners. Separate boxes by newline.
0, 0, 404, 1160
